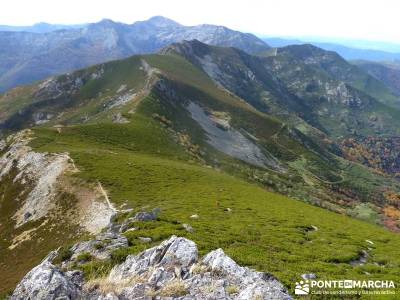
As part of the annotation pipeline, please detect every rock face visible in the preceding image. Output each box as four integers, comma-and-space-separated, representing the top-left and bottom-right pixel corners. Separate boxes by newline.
200, 249, 291, 300
187, 102, 282, 170
0, 130, 74, 227
166, 39, 400, 140
12, 236, 292, 299
109, 236, 198, 281
11, 251, 83, 300
0, 130, 117, 235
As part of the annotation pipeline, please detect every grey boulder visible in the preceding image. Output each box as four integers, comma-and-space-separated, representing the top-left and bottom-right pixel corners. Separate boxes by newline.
11, 251, 83, 300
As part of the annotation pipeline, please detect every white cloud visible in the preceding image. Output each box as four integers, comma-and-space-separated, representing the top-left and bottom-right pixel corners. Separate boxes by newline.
0, 0, 399, 43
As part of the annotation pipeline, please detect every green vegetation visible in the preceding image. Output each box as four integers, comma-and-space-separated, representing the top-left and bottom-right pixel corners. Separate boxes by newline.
27, 117, 400, 298
76, 252, 93, 263
0, 169, 83, 296
54, 246, 73, 264
2, 46, 400, 299
78, 260, 114, 281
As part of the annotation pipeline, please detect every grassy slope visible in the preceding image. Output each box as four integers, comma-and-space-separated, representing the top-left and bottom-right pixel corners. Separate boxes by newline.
26, 103, 400, 298
147, 54, 400, 218
0, 56, 147, 133
0, 169, 83, 296
3, 52, 399, 208
261, 53, 400, 140
2, 53, 400, 298
348, 66, 400, 109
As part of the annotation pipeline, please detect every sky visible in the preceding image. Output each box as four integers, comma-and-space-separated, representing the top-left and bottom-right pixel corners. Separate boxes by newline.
1, 0, 399, 43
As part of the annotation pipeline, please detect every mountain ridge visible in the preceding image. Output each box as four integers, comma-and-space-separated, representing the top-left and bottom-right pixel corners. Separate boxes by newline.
263, 37, 400, 61
2, 39, 400, 297
0, 16, 269, 93
2, 40, 400, 221
354, 60, 400, 95
165, 40, 400, 139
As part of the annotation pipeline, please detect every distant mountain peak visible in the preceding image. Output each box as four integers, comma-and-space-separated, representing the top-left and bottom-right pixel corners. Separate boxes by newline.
278, 43, 346, 64
144, 16, 182, 27
99, 18, 115, 23
280, 43, 331, 55
0, 16, 269, 92
33, 22, 51, 26
96, 18, 118, 26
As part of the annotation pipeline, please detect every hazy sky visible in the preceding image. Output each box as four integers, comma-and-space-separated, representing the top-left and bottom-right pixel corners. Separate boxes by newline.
1, 0, 399, 43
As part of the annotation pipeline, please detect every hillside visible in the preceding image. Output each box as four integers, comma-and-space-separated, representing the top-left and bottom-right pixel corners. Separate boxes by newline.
274, 44, 400, 110
354, 60, 400, 95
263, 37, 400, 61
166, 41, 400, 138
3, 42, 400, 223
0, 16, 269, 93
2, 42, 400, 297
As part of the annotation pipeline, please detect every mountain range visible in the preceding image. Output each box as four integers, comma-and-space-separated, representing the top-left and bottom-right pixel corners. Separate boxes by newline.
2, 17, 400, 298
0, 22, 85, 33
0, 16, 268, 93
2, 39, 400, 223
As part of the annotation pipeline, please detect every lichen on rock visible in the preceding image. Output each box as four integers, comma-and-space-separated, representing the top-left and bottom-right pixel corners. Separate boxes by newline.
12, 235, 292, 299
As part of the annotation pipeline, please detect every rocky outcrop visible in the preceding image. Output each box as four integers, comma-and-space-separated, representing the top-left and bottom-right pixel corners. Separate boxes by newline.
12, 236, 292, 299
11, 251, 83, 300
0, 130, 116, 234
324, 82, 362, 107
187, 102, 282, 170
108, 236, 198, 281
0, 130, 73, 227
66, 231, 129, 264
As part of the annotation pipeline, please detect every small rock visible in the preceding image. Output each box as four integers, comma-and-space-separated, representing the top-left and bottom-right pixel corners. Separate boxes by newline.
23, 212, 32, 221
350, 249, 369, 266
190, 214, 199, 219
203, 248, 246, 278
66, 231, 128, 263
301, 273, 317, 280
225, 208, 232, 212
366, 240, 374, 245
311, 225, 318, 231
134, 208, 160, 222
183, 223, 194, 233
134, 211, 156, 221
118, 217, 136, 233
138, 237, 152, 243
